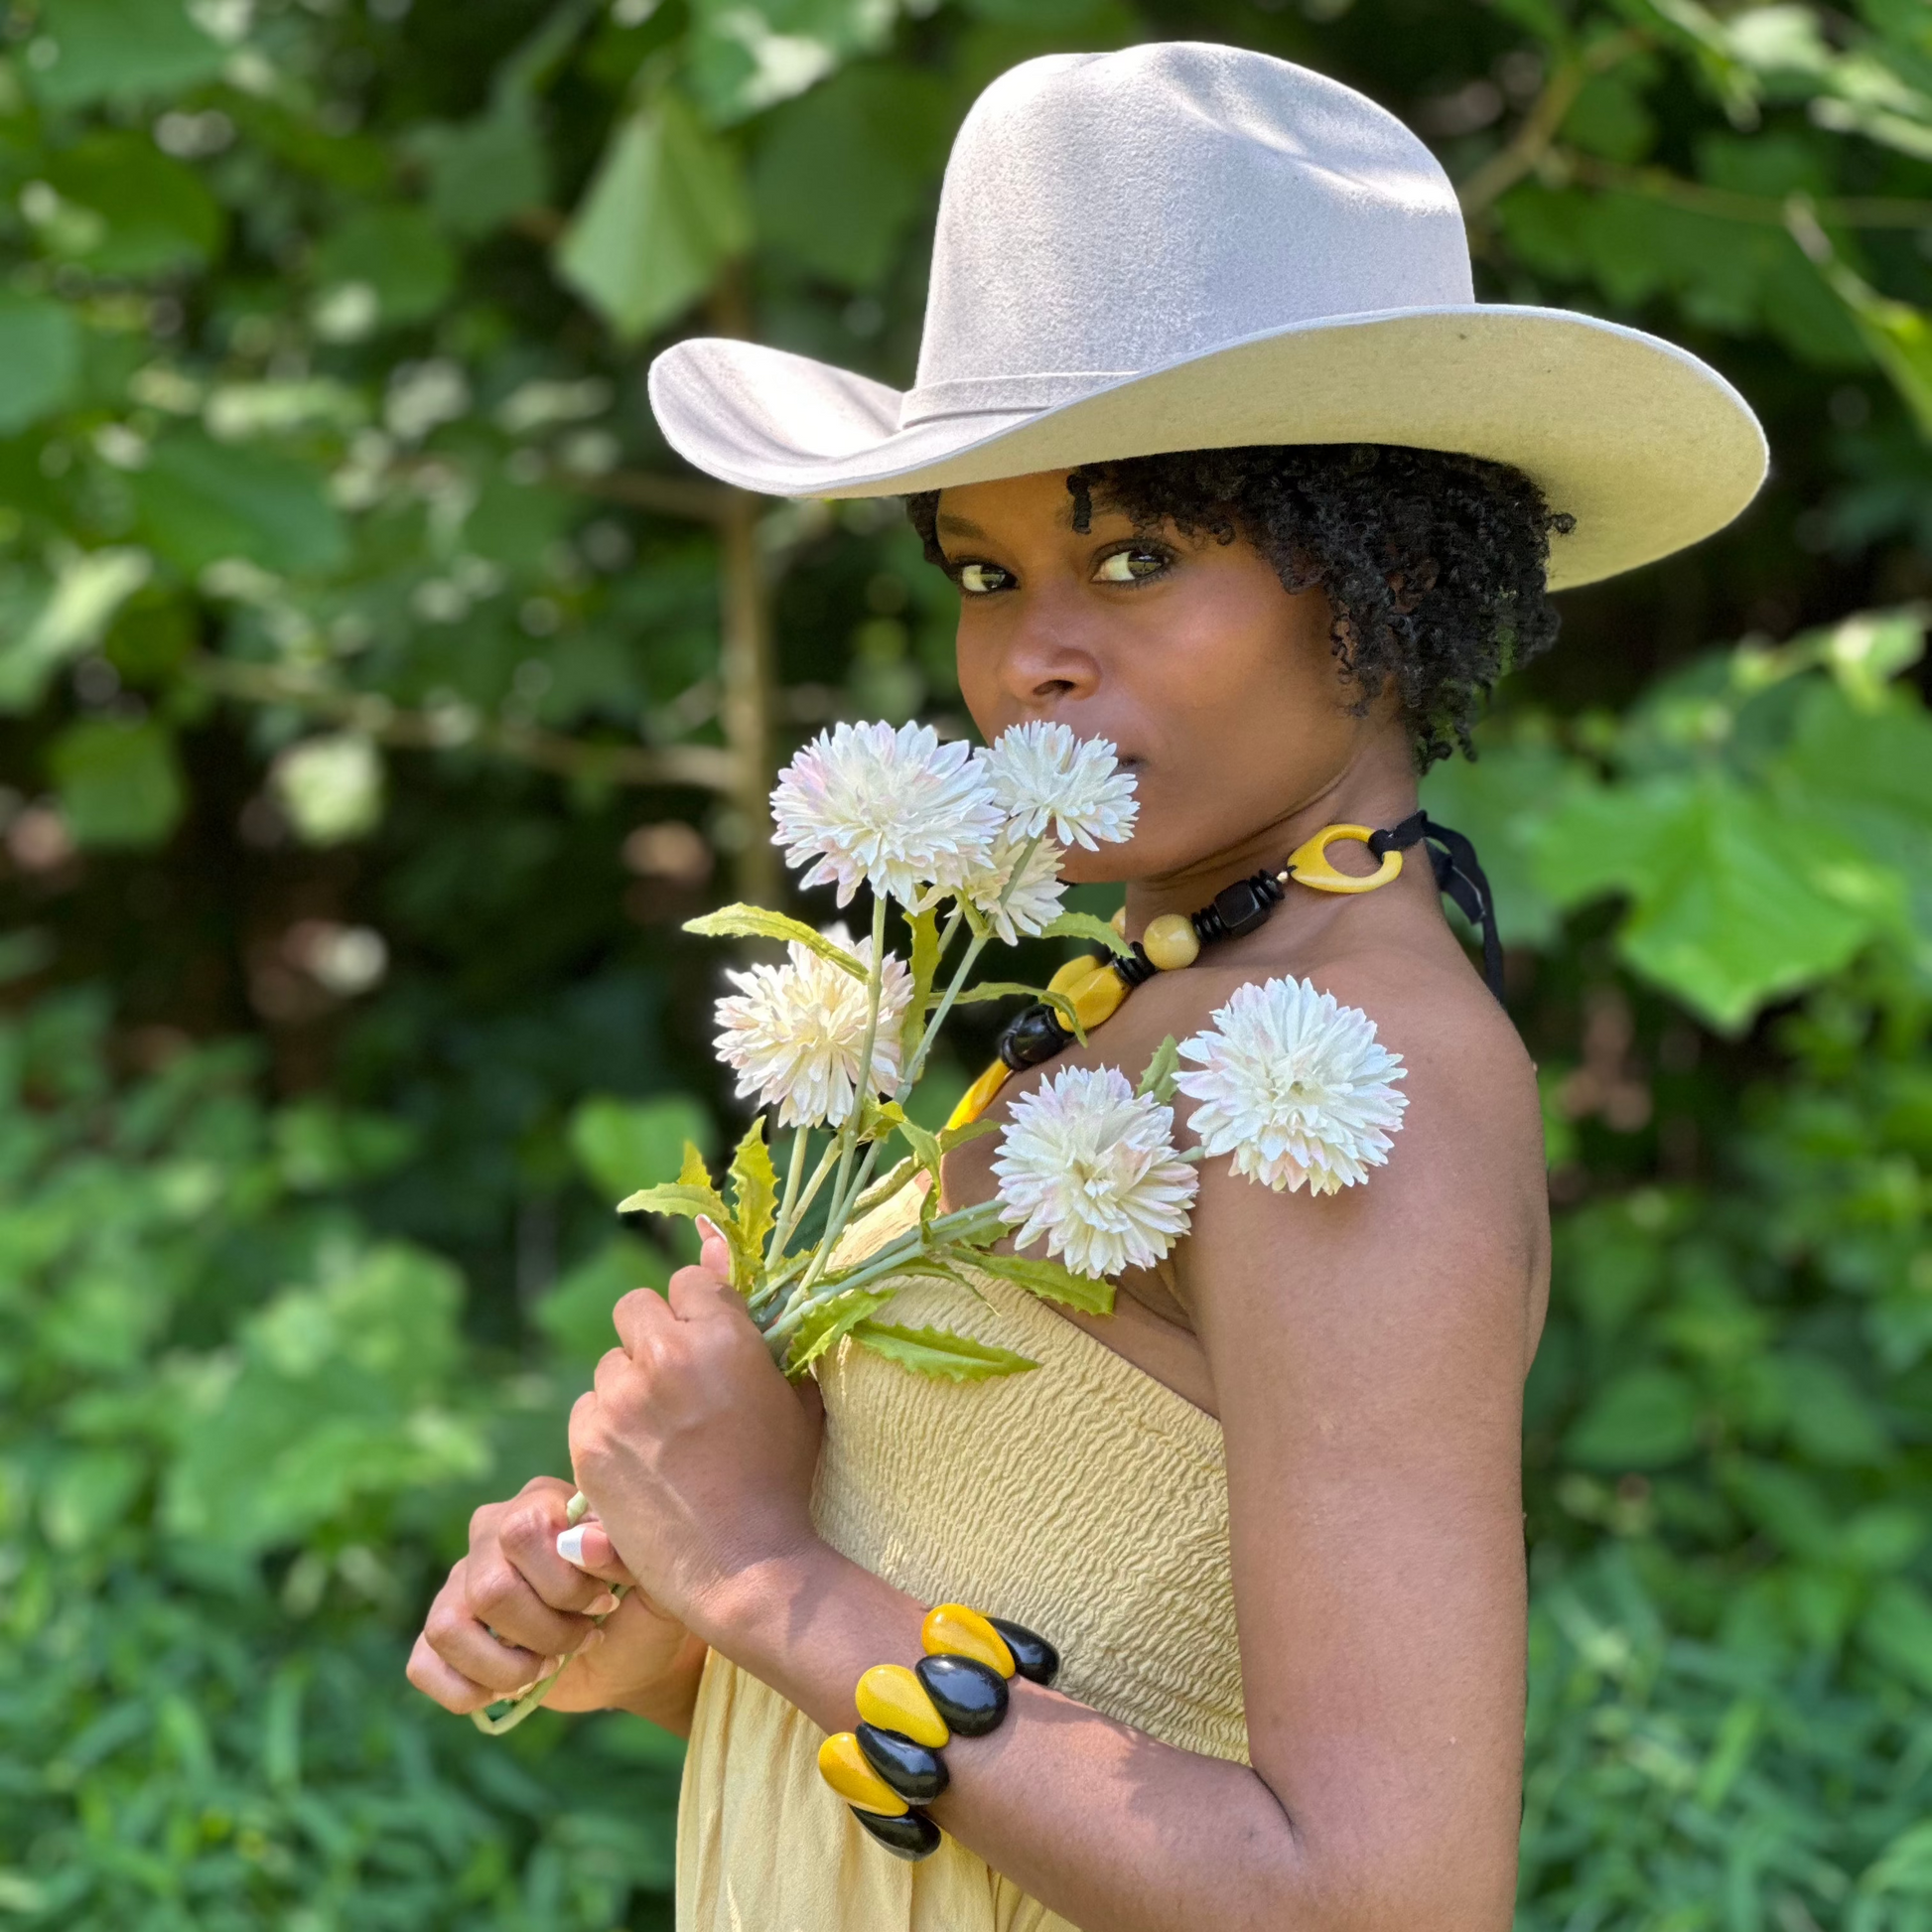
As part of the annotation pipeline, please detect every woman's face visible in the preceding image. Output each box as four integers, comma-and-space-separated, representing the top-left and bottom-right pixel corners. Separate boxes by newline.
937, 468, 1401, 884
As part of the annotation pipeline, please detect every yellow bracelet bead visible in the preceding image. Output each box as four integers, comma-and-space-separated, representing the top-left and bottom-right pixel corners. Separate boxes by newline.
818, 1731, 910, 1816
944, 1057, 1011, 1131
855, 1663, 950, 1748
921, 1602, 1017, 1678
1141, 912, 1201, 971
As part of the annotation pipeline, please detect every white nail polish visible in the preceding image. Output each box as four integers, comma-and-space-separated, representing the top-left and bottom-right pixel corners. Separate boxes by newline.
586, 1591, 621, 1617
556, 1525, 590, 1569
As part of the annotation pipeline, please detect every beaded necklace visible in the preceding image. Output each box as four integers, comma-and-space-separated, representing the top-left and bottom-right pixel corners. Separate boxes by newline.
945, 810, 1501, 1130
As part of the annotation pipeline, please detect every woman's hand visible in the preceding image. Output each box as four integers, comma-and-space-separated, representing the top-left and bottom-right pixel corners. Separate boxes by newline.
406, 1473, 703, 1718
568, 1218, 826, 1641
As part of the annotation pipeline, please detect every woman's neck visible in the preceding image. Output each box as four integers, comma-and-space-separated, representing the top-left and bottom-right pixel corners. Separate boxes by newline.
1121, 741, 1420, 935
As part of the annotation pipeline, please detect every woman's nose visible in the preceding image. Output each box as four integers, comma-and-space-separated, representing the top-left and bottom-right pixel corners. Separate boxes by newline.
997, 602, 1101, 709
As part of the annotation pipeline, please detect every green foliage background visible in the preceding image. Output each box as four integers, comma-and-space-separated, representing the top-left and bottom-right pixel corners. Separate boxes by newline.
2, 0, 1931, 1924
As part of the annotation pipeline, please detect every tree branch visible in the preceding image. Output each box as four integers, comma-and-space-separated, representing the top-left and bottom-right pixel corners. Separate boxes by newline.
188, 655, 738, 794
1456, 35, 1642, 217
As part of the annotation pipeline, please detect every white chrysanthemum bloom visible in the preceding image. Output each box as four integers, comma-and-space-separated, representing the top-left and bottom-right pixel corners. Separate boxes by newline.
714, 926, 911, 1128
770, 720, 1003, 906
992, 1065, 1199, 1280
1174, 977, 1408, 1195
954, 828, 1066, 944
976, 721, 1139, 851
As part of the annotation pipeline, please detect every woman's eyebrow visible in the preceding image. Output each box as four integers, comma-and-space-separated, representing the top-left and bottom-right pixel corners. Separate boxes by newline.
934, 512, 988, 538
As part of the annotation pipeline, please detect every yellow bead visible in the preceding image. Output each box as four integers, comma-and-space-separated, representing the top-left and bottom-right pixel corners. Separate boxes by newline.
1047, 953, 1103, 995
818, 1731, 909, 1816
1141, 912, 1200, 971
921, 1603, 1016, 1678
855, 1664, 951, 1748
861, 1661, 950, 1753
1070, 968, 1128, 1030
945, 1058, 1011, 1130
1110, 904, 1128, 936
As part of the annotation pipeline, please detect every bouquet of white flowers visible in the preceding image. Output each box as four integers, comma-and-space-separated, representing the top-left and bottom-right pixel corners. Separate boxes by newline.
473, 716, 1411, 1733
620, 716, 1411, 1387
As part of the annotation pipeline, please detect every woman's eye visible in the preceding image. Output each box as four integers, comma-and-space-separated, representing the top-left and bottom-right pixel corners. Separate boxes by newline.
957, 562, 1015, 595
1093, 547, 1169, 585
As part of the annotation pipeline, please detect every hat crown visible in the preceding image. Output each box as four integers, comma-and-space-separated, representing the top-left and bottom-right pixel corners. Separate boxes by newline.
906, 44, 1474, 426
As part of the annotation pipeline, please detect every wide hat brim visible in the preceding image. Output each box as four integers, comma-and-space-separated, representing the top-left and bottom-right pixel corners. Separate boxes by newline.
649, 304, 1768, 594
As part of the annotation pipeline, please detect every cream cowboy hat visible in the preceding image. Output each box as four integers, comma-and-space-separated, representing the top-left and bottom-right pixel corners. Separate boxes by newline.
648, 42, 1767, 591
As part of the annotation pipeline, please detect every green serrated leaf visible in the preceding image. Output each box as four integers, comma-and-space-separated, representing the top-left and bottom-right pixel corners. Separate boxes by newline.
1137, 1035, 1181, 1104
785, 1287, 896, 1377
849, 1320, 1037, 1382
949, 982, 1085, 1043
683, 903, 866, 978
937, 1118, 998, 1156
901, 901, 941, 1061
957, 1247, 1117, 1315
728, 1117, 778, 1288
1040, 910, 1133, 959
678, 1141, 713, 1189
617, 1179, 730, 1226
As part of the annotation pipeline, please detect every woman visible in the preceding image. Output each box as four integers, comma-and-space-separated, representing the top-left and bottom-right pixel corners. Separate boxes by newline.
407, 43, 1764, 1932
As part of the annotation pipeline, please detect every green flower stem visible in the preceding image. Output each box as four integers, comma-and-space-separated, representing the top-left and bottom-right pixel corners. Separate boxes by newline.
770, 1123, 811, 1256
762, 1197, 1006, 1347
766, 1131, 841, 1270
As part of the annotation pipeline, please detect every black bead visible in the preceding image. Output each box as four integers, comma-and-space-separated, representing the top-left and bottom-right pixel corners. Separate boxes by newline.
1113, 945, 1157, 988
997, 1002, 1072, 1071
987, 1617, 1059, 1688
851, 1806, 941, 1861
856, 1723, 949, 1804
1210, 875, 1275, 939
914, 1654, 1009, 1736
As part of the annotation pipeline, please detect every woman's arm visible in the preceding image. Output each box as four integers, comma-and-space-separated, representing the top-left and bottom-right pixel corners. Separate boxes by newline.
573, 981, 1543, 1932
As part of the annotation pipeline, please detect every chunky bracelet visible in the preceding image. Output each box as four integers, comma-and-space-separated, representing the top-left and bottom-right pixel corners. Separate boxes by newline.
817, 1602, 1058, 1862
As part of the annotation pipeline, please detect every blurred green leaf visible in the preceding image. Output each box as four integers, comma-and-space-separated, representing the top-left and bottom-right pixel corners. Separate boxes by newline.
688, 0, 898, 124
536, 1233, 673, 1362
47, 717, 184, 848
311, 207, 458, 329
41, 133, 225, 275
29, 0, 226, 108
128, 432, 347, 576
570, 1093, 714, 1202
1566, 1365, 1702, 1467
0, 296, 81, 434
1532, 770, 1896, 1030
0, 548, 150, 713
555, 85, 751, 339
752, 63, 949, 287
413, 96, 550, 237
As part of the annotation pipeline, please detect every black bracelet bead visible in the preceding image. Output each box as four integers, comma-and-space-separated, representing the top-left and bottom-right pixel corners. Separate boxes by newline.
914, 1653, 1009, 1736
987, 1617, 1059, 1687
1112, 943, 1158, 988
856, 1722, 949, 1804
851, 1806, 942, 1862
997, 1001, 1073, 1071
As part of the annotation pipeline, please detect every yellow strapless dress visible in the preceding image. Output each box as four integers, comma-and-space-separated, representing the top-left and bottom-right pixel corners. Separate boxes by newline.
675, 1188, 1246, 1930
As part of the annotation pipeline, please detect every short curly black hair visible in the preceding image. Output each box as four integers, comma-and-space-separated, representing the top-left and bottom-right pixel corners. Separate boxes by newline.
905, 443, 1573, 769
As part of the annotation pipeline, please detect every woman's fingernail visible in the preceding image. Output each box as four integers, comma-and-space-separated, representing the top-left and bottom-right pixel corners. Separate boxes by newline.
556, 1525, 590, 1569
695, 1214, 723, 1242
579, 1628, 606, 1654
586, 1591, 621, 1617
